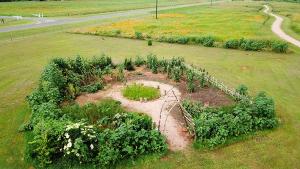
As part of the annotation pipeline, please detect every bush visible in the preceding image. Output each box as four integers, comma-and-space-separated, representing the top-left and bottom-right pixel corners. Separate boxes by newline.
186, 69, 196, 92
146, 54, 159, 73
148, 39, 153, 46
122, 83, 160, 101
80, 82, 103, 93
183, 91, 278, 149
134, 55, 145, 67
223, 39, 240, 49
195, 36, 215, 47
236, 84, 248, 96
239, 38, 266, 51
135, 31, 143, 39
271, 41, 288, 53
176, 36, 190, 44
123, 58, 135, 71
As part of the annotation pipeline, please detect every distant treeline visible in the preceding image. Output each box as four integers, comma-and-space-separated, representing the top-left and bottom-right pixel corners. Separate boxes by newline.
0, 0, 63, 2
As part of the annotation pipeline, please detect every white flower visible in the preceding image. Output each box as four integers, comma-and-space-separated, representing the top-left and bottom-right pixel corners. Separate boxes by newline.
90, 144, 94, 150
65, 133, 70, 139
67, 142, 72, 148
76, 153, 80, 157
67, 151, 70, 154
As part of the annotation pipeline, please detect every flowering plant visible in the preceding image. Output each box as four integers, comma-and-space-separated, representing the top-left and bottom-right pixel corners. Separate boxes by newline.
61, 121, 98, 163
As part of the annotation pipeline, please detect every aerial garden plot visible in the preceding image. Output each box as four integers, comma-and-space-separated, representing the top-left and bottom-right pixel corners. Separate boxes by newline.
22, 54, 278, 168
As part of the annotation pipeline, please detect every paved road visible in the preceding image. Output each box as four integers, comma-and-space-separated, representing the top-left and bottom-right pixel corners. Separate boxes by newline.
263, 5, 300, 48
0, 1, 221, 33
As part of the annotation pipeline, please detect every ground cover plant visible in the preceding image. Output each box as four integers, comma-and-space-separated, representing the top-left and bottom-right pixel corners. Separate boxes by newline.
22, 55, 167, 168
0, 0, 204, 17
122, 83, 160, 101
73, 2, 288, 53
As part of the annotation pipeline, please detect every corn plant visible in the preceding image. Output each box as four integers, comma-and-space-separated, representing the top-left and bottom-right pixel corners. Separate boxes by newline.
187, 69, 196, 92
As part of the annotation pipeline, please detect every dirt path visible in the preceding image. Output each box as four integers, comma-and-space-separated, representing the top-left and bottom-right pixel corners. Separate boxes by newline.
263, 5, 300, 48
76, 80, 190, 150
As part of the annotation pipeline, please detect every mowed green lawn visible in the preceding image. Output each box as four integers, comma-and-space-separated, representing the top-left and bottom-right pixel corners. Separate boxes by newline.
270, 2, 300, 40
0, 18, 32, 28
77, 1, 278, 41
0, 30, 300, 168
0, 0, 205, 17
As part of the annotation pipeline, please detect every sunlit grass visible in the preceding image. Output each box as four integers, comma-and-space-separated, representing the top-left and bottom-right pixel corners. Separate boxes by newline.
122, 83, 160, 101
76, 2, 278, 41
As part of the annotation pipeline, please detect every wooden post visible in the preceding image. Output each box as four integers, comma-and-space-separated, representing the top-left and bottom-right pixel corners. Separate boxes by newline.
156, 0, 158, 19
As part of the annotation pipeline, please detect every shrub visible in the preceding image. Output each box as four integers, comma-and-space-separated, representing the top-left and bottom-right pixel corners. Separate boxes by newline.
80, 82, 103, 93
176, 36, 190, 44
172, 66, 181, 82
134, 55, 145, 67
135, 31, 143, 39
239, 38, 266, 51
123, 58, 135, 71
146, 54, 159, 73
195, 36, 215, 47
186, 69, 196, 92
122, 83, 160, 101
271, 41, 288, 53
148, 39, 153, 46
223, 39, 240, 49
236, 84, 248, 96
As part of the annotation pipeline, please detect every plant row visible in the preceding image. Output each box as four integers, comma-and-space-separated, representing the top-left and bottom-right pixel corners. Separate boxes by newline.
78, 30, 289, 53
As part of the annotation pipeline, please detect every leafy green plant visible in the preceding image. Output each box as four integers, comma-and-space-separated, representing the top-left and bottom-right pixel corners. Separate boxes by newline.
134, 55, 145, 67
122, 83, 160, 101
236, 84, 248, 96
148, 39, 153, 46
223, 39, 240, 49
271, 41, 288, 53
186, 69, 196, 92
80, 82, 103, 93
146, 54, 159, 73
123, 58, 135, 71
135, 31, 143, 39
172, 66, 181, 82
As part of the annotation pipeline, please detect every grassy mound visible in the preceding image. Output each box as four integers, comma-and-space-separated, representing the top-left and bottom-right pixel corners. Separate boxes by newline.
122, 83, 160, 101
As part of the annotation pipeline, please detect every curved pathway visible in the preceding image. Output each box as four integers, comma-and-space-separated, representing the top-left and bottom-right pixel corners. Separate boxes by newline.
0, 1, 222, 33
263, 5, 300, 48
76, 80, 191, 150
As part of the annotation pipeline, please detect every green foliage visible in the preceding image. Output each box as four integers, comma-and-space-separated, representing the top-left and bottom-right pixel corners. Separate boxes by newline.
134, 55, 145, 67
271, 41, 288, 53
116, 65, 125, 82
146, 54, 159, 74
123, 58, 135, 71
239, 38, 267, 51
147, 39, 153, 46
62, 99, 124, 123
183, 91, 278, 148
195, 36, 215, 47
236, 84, 248, 96
135, 31, 143, 39
186, 69, 196, 92
172, 66, 181, 82
223, 39, 240, 49
122, 83, 160, 101
80, 82, 103, 93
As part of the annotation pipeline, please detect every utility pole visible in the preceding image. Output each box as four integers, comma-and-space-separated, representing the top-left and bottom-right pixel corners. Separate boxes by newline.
156, 0, 158, 19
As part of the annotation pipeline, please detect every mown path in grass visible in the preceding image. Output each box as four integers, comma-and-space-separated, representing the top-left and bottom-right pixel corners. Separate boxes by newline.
263, 5, 300, 47
0, 1, 223, 33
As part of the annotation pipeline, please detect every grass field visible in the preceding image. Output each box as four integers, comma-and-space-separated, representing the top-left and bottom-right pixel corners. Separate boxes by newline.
0, 0, 205, 17
0, 31, 300, 168
270, 2, 300, 39
75, 2, 278, 41
123, 84, 161, 101
1, 1, 300, 168
0, 18, 32, 28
